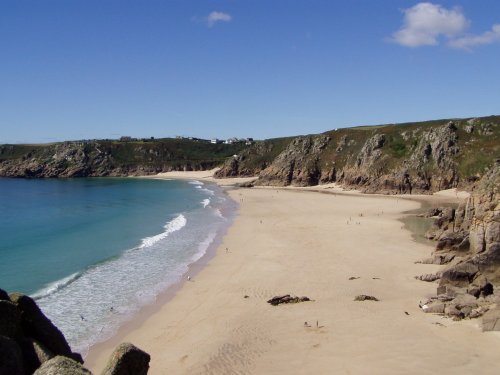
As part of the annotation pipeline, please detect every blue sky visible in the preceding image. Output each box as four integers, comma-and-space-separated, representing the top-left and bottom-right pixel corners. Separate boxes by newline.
1, 1, 499, 143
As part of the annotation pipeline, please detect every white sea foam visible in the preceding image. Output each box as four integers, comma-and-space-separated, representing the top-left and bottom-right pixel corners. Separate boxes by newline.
201, 199, 210, 208
139, 214, 187, 248
200, 187, 215, 196
213, 208, 225, 219
32, 272, 81, 300
190, 231, 217, 263
34, 183, 235, 358
188, 180, 204, 185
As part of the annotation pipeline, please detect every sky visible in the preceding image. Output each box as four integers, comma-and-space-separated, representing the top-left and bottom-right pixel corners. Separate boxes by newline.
1, 1, 499, 143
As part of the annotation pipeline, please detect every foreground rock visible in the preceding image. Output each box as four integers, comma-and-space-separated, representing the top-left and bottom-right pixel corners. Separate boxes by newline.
34, 356, 92, 375
0, 335, 24, 375
101, 343, 151, 375
0, 288, 151, 374
8, 292, 80, 362
267, 295, 311, 306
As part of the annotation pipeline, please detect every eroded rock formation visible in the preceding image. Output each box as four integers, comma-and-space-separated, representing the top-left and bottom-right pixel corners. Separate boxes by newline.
417, 162, 500, 326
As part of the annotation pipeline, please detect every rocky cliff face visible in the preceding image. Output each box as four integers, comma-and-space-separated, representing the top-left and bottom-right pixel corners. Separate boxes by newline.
256, 135, 330, 186
417, 162, 500, 325
0, 140, 245, 178
216, 116, 499, 194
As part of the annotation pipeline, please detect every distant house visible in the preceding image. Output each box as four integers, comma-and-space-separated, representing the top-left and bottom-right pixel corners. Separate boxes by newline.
120, 136, 134, 142
211, 139, 222, 144
225, 137, 239, 144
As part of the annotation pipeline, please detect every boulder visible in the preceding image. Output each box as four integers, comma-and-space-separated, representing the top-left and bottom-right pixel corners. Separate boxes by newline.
482, 308, 500, 332
436, 231, 469, 251
354, 295, 379, 302
421, 302, 445, 314
0, 335, 24, 375
444, 305, 464, 320
471, 275, 494, 297
19, 338, 55, 374
439, 262, 479, 287
8, 293, 79, 361
0, 300, 22, 339
101, 342, 150, 375
33, 356, 92, 375
415, 273, 440, 282
267, 295, 311, 306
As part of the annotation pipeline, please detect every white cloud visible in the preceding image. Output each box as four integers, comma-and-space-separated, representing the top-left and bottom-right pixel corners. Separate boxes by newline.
448, 24, 500, 50
207, 11, 232, 28
390, 2, 469, 47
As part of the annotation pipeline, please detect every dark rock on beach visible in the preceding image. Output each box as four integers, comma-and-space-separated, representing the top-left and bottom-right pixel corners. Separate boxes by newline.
354, 295, 379, 302
267, 295, 311, 306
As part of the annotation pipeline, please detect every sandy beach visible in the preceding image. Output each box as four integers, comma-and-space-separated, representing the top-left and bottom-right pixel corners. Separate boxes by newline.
86, 172, 500, 374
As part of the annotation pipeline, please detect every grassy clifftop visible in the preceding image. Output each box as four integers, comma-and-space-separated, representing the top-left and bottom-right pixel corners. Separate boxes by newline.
216, 116, 500, 193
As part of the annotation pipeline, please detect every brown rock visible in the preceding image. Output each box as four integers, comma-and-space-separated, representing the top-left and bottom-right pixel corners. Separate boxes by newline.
415, 273, 440, 282
101, 342, 150, 375
354, 295, 379, 302
267, 295, 311, 306
33, 356, 92, 375
421, 302, 445, 314
482, 308, 500, 332
439, 262, 479, 287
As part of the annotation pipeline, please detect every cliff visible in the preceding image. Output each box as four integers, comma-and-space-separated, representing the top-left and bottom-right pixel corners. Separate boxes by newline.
417, 162, 500, 325
2, 116, 498, 195
0, 139, 245, 178
216, 116, 499, 194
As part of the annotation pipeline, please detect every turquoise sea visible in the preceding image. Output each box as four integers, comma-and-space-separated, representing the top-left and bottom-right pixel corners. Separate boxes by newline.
0, 177, 236, 355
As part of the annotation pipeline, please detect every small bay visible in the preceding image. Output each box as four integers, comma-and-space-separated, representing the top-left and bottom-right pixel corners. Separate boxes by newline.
0, 177, 235, 355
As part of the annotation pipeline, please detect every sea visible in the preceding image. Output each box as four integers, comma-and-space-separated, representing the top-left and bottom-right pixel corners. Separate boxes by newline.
0, 177, 236, 356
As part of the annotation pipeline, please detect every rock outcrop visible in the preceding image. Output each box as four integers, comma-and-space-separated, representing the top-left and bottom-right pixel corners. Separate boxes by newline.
0, 289, 151, 375
417, 162, 500, 324
257, 136, 330, 186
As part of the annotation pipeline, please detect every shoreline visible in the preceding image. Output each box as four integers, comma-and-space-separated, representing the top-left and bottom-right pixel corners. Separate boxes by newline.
86, 173, 500, 374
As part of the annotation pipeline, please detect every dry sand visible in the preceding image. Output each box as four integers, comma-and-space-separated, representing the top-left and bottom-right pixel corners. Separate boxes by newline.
86, 176, 500, 374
